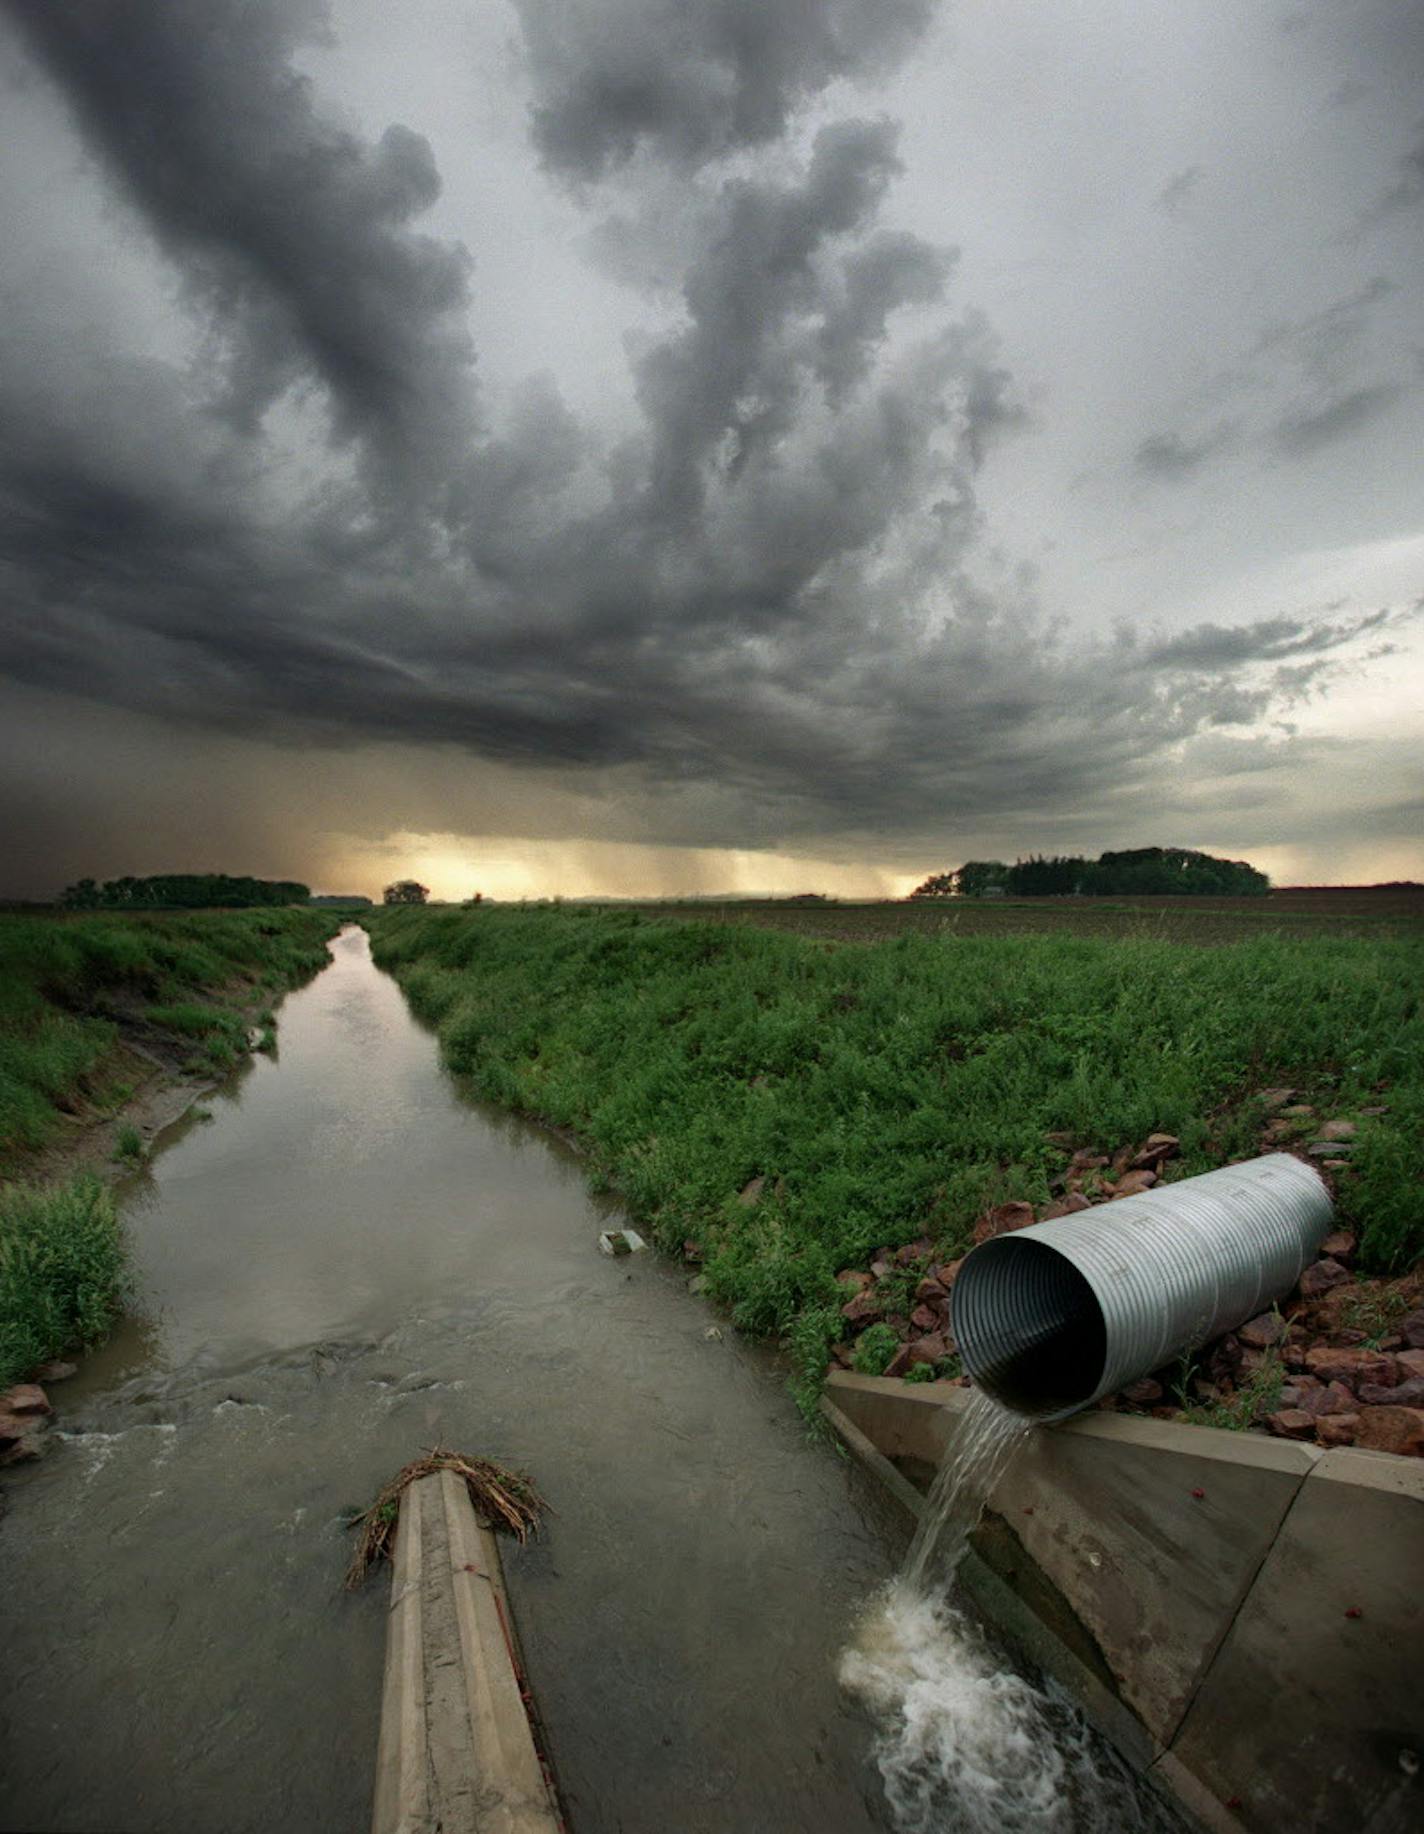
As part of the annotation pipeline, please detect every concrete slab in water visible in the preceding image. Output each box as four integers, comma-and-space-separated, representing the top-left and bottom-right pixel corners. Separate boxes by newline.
372, 1471, 562, 1834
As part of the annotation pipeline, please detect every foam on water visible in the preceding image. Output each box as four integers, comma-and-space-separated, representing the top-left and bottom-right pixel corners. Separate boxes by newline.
841, 1590, 1160, 1833
842, 1388, 1177, 1832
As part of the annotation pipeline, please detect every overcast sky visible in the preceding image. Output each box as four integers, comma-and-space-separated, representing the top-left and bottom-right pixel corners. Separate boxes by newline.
1, 0, 1420, 899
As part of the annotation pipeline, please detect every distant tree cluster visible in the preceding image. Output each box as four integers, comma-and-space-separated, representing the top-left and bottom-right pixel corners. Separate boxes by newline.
910, 847, 1270, 899
310, 894, 373, 908
62, 873, 310, 909
382, 880, 430, 905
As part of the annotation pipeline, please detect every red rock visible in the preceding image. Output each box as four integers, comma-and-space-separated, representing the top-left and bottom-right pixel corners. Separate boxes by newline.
1258, 1087, 1295, 1109
935, 1259, 965, 1288
1063, 1192, 1092, 1213
1304, 1346, 1397, 1390
1208, 1336, 1244, 1383
973, 1201, 1036, 1244
1396, 1349, 1424, 1383
1319, 1231, 1357, 1263
841, 1292, 884, 1327
830, 1342, 855, 1368
0, 1431, 49, 1467
1132, 1133, 1181, 1169
738, 1175, 766, 1206
894, 1238, 934, 1267
884, 1346, 914, 1379
3, 1384, 51, 1417
1038, 1199, 1073, 1221
1320, 1119, 1357, 1141
1262, 1119, 1294, 1143
910, 1303, 945, 1333
1110, 1170, 1158, 1199
1281, 1104, 1314, 1118
1121, 1377, 1163, 1405
1266, 1409, 1317, 1440
1298, 1259, 1351, 1300
1360, 1378, 1424, 1407
836, 1269, 873, 1293
1237, 1312, 1285, 1350
1069, 1150, 1109, 1171
907, 1333, 949, 1367
1300, 1381, 1357, 1418
884, 1313, 911, 1340
1316, 1415, 1359, 1447
1353, 1406, 1424, 1458
915, 1275, 948, 1303
1402, 1310, 1424, 1350
870, 1257, 893, 1281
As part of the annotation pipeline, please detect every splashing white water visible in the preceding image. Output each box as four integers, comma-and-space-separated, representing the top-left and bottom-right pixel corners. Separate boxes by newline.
842, 1589, 1162, 1834
842, 1389, 1176, 1832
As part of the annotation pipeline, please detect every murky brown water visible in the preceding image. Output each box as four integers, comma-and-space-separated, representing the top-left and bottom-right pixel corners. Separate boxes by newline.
0, 927, 899, 1834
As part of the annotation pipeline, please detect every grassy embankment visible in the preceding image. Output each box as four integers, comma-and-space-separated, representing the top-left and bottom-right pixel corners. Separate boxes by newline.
0, 909, 339, 1385
368, 905, 1423, 1408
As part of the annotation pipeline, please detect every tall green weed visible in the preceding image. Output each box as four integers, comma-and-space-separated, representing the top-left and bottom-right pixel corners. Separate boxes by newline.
0, 1177, 129, 1386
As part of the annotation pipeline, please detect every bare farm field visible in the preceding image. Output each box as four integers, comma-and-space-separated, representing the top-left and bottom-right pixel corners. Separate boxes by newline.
628, 885, 1424, 946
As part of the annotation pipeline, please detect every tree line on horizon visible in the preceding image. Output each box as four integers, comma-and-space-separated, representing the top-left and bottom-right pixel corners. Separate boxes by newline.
911, 846, 1271, 900
60, 873, 311, 909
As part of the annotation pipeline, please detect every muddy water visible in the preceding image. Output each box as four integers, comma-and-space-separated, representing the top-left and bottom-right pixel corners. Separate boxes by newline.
0, 928, 898, 1834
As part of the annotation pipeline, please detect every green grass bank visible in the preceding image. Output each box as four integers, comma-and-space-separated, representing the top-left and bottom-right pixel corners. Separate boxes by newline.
367, 905, 1423, 1402
0, 908, 339, 1384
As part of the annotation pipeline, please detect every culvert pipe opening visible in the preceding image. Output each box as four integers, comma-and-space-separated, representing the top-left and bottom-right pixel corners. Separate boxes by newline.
951, 1237, 1107, 1420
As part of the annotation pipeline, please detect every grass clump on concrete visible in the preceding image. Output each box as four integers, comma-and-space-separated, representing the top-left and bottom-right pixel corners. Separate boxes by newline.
0, 1177, 128, 1386
367, 906, 1424, 1404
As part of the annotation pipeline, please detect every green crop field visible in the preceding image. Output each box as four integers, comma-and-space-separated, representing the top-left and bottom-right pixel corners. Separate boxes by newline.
369, 902, 1424, 1407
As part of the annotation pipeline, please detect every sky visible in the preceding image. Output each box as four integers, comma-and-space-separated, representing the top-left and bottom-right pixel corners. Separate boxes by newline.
1, 0, 1420, 901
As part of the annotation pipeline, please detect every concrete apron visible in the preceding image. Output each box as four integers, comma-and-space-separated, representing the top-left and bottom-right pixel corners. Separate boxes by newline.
371, 1472, 563, 1834
823, 1371, 1424, 1834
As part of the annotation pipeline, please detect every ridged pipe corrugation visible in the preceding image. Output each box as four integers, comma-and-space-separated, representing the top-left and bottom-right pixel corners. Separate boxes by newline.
951, 1154, 1334, 1422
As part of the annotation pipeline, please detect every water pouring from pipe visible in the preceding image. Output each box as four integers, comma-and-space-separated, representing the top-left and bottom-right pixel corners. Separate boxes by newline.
842, 1154, 1334, 1831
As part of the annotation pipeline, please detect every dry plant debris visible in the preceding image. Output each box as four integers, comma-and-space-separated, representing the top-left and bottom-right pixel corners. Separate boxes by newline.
344, 1446, 547, 1589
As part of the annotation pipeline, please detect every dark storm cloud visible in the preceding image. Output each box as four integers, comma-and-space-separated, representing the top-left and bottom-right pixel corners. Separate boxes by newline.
511, 0, 936, 180
1375, 120, 1424, 215
1, 0, 477, 489
1133, 278, 1402, 481
627, 119, 935, 516
1251, 276, 1396, 380
1134, 423, 1238, 479
1271, 383, 1404, 457
0, 0, 1415, 882
1154, 167, 1204, 214
1142, 609, 1392, 672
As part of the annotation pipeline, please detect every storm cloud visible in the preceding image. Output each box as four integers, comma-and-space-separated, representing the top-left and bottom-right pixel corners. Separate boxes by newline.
512, 0, 935, 180
0, 0, 1420, 896
3, 0, 478, 494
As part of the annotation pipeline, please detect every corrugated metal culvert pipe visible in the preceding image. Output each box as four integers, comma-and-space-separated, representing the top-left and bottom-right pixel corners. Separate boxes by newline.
951, 1153, 1334, 1422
